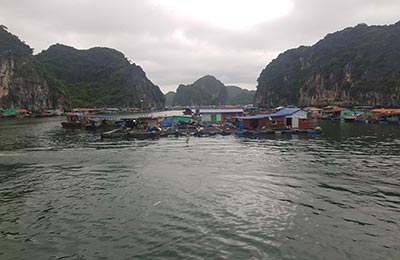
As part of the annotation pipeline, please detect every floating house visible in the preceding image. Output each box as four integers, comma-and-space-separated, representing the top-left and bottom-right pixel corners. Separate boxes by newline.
1, 109, 17, 118
321, 106, 345, 119
15, 109, 30, 117
159, 115, 192, 128
340, 109, 356, 120
103, 107, 119, 113
370, 108, 400, 122
72, 108, 98, 114
200, 109, 244, 123
16, 108, 29, 114
236, 114, 285, 130
303, 107, 322, 118
237, 108, 310, 130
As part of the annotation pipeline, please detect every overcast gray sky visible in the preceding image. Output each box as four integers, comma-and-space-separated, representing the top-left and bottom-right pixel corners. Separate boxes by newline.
1, 0, 399, 93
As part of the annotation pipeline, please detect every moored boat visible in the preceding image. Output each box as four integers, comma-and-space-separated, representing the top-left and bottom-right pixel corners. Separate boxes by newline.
84, 115, 121, 130
61, 113, 88, 128
344, 116, 356, 122
61, 121, 83, 128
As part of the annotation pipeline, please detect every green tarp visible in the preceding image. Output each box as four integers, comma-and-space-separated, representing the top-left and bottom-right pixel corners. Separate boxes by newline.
173, 116, 191, 126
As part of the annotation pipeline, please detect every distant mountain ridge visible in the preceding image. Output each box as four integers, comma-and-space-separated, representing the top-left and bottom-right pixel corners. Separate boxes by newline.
172, 75, 254, 106
226, 85, 255, 105
0, 26, 165, 110
164, 91, 176, 107
255, 22, 400, 107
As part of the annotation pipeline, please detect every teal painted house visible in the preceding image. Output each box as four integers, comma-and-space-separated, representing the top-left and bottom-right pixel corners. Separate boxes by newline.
340, 109, 356, 120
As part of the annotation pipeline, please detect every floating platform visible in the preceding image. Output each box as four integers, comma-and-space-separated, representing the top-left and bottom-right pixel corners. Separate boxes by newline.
235, 129, 322, 138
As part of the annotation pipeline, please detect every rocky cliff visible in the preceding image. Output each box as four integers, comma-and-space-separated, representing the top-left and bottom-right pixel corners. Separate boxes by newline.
255, 22, 400, 107
0, 25, 64, 111
36, 44, 165, 108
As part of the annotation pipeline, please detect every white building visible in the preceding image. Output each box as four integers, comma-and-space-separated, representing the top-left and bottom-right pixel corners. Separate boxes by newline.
199, 109, 244, 123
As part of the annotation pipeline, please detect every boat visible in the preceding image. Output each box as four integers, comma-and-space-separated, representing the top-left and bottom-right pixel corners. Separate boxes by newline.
344, 116, 356, 122
61, 113, 87, 128
84, 115, 121, 130
61, 121, 83, 128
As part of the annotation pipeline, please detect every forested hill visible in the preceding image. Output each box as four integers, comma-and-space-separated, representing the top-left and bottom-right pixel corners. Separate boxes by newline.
255, 22, 400, 107
172, 75, 254, 106
36, 44, 165, 108
0, 26, 165, 110
226, 85, 255, 105
164, 91, 176, 107
172, 75, 227, 106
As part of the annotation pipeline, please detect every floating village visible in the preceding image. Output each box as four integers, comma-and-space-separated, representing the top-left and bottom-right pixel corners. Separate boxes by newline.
2, 106, 400, 139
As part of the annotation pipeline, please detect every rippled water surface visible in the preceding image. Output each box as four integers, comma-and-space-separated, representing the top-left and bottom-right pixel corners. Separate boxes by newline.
0, 116, 399, 260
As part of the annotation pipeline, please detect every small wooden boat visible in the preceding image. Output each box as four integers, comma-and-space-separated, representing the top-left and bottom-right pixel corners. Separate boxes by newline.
84, 115, 120, 130
61, 113, 88, 128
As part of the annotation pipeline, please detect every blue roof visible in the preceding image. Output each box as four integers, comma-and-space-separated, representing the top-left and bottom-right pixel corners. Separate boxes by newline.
273, 108, 301, 116
236, 108, 302, 120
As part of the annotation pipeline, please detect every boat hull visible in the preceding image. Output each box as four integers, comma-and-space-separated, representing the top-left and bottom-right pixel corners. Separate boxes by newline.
61, 122, 82, 128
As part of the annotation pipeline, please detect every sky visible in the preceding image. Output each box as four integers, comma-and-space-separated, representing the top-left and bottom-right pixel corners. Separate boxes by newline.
1, 0, 400, 93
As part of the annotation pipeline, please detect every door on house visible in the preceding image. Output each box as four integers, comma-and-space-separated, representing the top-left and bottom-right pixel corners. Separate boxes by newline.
250, 119, 259, 129
292, 118, 299, 128
211, 114, 217, 123
286, 118, 292, 128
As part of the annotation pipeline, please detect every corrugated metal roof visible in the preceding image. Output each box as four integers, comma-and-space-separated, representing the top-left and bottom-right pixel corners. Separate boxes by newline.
371, 108, 400, 114
274, 108, 301, 116
200, 109, 243, 114
304, 107, 322, 111
236, 114, 283, 119
324, 107, 345, 113
236, 108, 302, 120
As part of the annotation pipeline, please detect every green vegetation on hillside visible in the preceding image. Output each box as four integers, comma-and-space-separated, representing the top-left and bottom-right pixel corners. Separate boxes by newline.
256, 22, 400, 107
0, 26, 165, 110
0, 25, 32, 56
164, 91, 176, 107
173, 75, 227, 106
173, 75, 254, 106
226, 85, 255, 105
36, 44, 165, 108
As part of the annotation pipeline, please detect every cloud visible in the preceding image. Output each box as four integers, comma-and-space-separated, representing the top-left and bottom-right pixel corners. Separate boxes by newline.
1, 0, 399, 93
